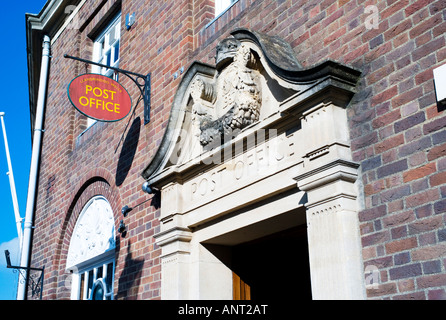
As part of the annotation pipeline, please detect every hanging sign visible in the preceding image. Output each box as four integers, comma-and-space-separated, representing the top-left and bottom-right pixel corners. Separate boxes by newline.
67, 73, 132, 122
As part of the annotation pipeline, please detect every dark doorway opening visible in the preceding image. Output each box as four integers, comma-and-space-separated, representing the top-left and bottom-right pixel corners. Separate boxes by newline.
231, 225, 312, 300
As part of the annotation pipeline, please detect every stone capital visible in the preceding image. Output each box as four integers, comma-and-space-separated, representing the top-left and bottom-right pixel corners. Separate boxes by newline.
295, 159, 360, 211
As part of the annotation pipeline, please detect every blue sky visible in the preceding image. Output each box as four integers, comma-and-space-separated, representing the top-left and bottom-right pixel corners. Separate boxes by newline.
0, 0, 48, 299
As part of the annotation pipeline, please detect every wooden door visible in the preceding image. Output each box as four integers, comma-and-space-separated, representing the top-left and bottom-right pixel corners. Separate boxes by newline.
233, 272, 251, 300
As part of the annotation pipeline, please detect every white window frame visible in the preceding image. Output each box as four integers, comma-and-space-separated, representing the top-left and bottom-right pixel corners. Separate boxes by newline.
87, 13, 121, 128
71, 258, 115, 300
215, 0, 238, 17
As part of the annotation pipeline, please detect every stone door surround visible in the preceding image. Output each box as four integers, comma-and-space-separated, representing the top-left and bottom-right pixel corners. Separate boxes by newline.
142, 28, 365, 300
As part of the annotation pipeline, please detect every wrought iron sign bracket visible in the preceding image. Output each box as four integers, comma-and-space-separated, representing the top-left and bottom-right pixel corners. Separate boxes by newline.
64, 54, 152, 124
4, 250, 44, 300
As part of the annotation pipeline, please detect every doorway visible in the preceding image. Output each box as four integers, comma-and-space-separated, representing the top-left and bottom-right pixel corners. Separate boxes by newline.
199, 191, 311, 300
231, 224, 312, 300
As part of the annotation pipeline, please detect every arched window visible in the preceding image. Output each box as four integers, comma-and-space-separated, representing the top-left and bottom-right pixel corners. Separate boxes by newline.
66, 196, 116, 300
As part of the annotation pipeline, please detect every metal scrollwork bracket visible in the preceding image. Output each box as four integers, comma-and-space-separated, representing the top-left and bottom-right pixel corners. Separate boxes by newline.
4, 250, 45, 300
64, 54, 152, 124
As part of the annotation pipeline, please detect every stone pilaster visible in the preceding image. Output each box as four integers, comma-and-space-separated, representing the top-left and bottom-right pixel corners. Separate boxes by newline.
154, 226, 192, 300
295, 159, 365, 299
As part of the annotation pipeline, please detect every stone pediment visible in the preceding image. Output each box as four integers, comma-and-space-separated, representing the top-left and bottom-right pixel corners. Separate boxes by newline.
141, 28, 361, 186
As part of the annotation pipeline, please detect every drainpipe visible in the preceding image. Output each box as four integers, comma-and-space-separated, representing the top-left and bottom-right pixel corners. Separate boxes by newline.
17, 34, 51, 300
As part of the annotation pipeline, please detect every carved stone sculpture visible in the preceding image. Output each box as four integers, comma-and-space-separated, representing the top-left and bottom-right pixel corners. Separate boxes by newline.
191, 38, 262, 148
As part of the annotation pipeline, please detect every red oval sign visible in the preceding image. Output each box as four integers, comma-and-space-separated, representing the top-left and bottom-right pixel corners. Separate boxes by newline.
68, 73, 132, 122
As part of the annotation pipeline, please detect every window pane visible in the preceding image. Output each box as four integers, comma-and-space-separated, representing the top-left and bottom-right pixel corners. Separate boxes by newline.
106, 51, 111, 66
109, 27, 115, 44
79, 273, 85, 300
115, 24, 120, 40
113, 41, 120, 63
106, 263, 113, 290
87, 269, 94, 298
216, 0, 236, 16
97, 266, 103, 280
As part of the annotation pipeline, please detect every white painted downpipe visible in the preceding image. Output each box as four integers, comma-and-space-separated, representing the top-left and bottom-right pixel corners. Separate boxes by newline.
17, 35, 51, 300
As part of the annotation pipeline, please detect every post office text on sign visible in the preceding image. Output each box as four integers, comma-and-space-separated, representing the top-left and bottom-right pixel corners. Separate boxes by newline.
78, 85, 120, 114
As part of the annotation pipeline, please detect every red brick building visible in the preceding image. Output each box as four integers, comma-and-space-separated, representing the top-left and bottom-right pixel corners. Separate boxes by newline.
23, 0, 446, 300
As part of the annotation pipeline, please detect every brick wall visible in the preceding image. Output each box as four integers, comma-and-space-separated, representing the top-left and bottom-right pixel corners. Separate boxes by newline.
30, 0, 446, 300
190, 0, 446, 299
345, 1, 445, 300
31, 0, 199, 300
200, 0, 446, 300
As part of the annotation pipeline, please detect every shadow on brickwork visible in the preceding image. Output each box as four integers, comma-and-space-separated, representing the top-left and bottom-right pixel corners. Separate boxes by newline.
116, 116, 141, 186
115, 240, 144, 300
